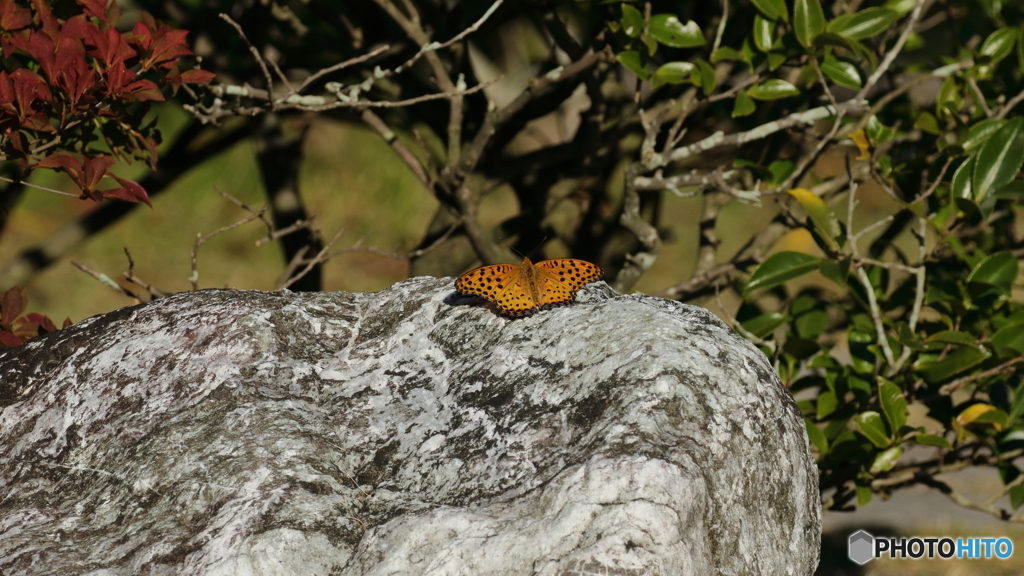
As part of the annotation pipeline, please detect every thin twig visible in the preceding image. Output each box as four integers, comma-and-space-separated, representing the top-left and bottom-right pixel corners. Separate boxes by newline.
219, 14, 274, 99
122, 247, 167, 299
0, 176, 82, 198
857, 0, 927, 99
995, 86, 1024, 119
71, 260, 139, 300
966, 76, 992, 118
255, 219, 312, 247
940, 358, 1024, 396
297, 45, 390, 94
191, 209, 269, 290
712, 0, 729, 55
279, 228, 347, 290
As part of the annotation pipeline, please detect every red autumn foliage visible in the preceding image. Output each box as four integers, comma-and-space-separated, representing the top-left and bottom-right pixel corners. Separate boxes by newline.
0, 0, 214, 205
0, 285, 71, 347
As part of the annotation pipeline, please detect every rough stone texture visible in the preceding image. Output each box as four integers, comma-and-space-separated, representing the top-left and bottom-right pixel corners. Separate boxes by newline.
0, 278, 820, 575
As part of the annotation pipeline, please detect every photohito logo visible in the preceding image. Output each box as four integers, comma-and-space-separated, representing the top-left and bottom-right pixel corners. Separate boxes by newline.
848, 530, 1014, 565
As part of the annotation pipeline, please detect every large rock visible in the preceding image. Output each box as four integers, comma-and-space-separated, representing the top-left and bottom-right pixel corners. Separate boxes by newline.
0, 278, 820, 575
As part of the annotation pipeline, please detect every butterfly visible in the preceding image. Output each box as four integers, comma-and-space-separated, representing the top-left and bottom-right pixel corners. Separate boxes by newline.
455, 257, 604, 316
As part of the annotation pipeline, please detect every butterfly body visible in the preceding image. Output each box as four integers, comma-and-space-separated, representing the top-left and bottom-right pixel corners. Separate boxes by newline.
455, 257, 603, 316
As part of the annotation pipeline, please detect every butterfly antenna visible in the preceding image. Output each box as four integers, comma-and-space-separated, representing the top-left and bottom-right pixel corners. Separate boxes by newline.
522, 236, 549, 260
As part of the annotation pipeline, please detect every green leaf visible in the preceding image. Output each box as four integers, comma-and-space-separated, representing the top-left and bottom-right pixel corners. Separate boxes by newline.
827, 8, 898, 40
1009, 378, 1024, 424
747, 79, 800, 100
741, 312, 791, 338
952, 157, 973, 199
696, 59, 717, 95
925, 330, 982, 349
936, 76, 963, 122
898, 324, 926, 350
817, 390, 838, 419
913, 434, 953, 450
1011, 485, 1024, 511
994, 180, 1024, 199
973, 117, 1024, 202
751, 0, 788, 22
915, 347, 990, 383
813, 32, 859, 53
753, 14, 774, 52
883, 0, 916, 15
856, 484, 873, 507
963, 119, 1006, 152
794, 309, 828, 339
870, 445, 903, 473
856, 411, 892, 448
711, 46, 743, 63
865, 116, 896, 144
913, 111, 941, 135
992, 323, 1024, 358
768, 160, 796, 186
967, 251, 1019, 294
820, 55, 862, 90
620, 4, 644, 38
745, 251, 822, 294
805, 418, 829, 455
648, 14, 706, 48
979, 27, 1017, 64
616, 50, 649, 81
732, 89, 756, 118
819, 257, 851, 286
878, 377, 907, 434
793, 0, 826, 48
651, 61, 698, 89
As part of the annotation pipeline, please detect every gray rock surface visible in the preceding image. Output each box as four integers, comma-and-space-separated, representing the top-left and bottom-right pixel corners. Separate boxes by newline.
0, 278, 820, 575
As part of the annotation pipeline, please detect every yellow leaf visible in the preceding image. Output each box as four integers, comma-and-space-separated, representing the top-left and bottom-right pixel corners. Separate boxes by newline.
786, 188, 842, 251
850, 129, 872, 160
952, 403, 1002, 443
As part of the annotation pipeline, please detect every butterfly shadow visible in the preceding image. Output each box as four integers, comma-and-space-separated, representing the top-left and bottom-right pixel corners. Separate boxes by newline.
444, 291, 506, 316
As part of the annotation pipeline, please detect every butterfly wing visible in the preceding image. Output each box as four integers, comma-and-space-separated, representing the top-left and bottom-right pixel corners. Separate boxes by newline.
456, 263, 538, 314
533, 259, 603, 307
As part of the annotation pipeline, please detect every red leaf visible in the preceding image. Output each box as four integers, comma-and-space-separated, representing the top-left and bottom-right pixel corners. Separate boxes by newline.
108, 174, 152, 206
36, 152, 83, 185
104, 60, 135, 96
179, 68, 216, 85
2, 128, 30, 156
1, 285, 27, 327
77, 0, 108, 22
81, 155, 114, 192
0, 0, 32, 31
25, 312, 57, 332
0, 330, 23, 347
60, 14, 93, 39
0, 71, 15, 114
62, 317, 72, 328
10, 68, 52, 117
13, 319, 39, 340
125, 79, 164, 101
144, 28, 191, 69
130, 20, 153, 52
25, 30, 57, 82
85, 26, 136, 68
29, 0, 59, 37
22, 112, 54, 132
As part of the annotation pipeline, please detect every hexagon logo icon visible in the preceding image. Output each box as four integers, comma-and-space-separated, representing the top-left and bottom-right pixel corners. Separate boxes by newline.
848, 530, 874, 565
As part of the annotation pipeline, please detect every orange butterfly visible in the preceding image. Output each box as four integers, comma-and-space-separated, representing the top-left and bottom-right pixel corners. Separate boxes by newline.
455, 257, 603, 316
